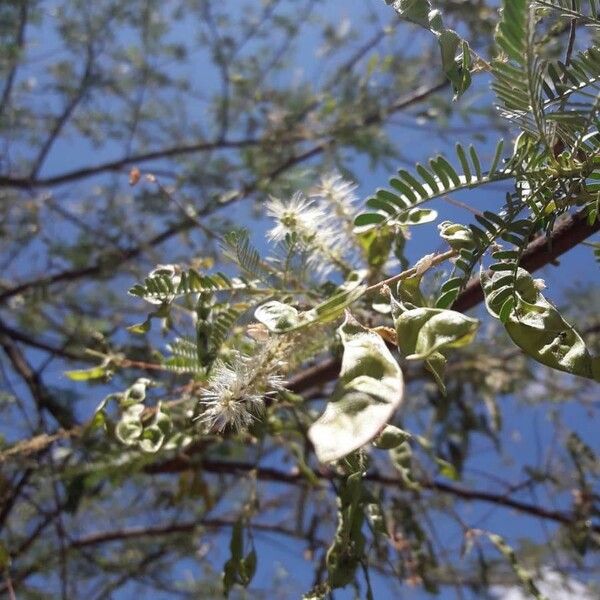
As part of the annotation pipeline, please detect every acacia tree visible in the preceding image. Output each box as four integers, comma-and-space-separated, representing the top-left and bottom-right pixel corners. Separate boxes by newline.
0, 0, 599, 598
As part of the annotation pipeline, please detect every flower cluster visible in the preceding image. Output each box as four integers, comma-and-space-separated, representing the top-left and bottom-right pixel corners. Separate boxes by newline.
265, 172, 359, 278
196, 339, 286, 432
311, 172, 358, 226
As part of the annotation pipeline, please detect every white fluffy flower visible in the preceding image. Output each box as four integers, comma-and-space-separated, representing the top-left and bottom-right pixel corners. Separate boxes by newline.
266, 192, 325, 243
266, 191, 351, 277
196, 343, 286, 433
312, 172, 358, 222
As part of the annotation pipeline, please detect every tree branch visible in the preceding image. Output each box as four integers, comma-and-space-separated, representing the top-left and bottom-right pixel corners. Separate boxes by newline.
0, 316, 73, 427
144, 458, 600, 533
0, 0, 29, 118
70, 517, 314, 549
0, 77, 448, 191
0, 138, 263, 189
286, 209, 600, 393
29, 47, 95, 179
453, 209, 600, 312
0, 134, 332, 305
0, 319, 85, 361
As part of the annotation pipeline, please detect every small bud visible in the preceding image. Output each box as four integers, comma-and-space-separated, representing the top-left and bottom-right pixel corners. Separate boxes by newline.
414, 253, 436, 275
372, 326, 397, 346
247, 323, 270, 342
129, 167, 141, 186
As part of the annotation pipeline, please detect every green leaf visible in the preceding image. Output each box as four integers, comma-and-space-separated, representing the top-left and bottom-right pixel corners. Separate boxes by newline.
391, 291, 478, 394
357, 225, 394, 269
436, 28, 471, 98
388, 0, 472, 96
438, 221, 477, 250
435, 289, 459, 309
222, 520, 256, 595
65, 364, 109, 381
129, 265, 254, 304
230, 520, 244, 563
498, 295, 515, 324
435, 457, 460, 480
223, 520, 244, 596
439, 277, 462, 294
222, 558, 237, 597
354, 212, 386, 227
289, 443, 321, 486
491, 0, 548, 138
396, 272, 426, 309
115, 404, 144, 446
308, 313, 404, 463
390, 0, 431, 28
482, 267, 600, 381
138, 404, 171, 453
393, 305, 479, 360
255, 285, 366, 333
393, 207, 438, 225
326, 466, 367, 589
365, 500, 388, 536
240, 549, 257, 584
121, 378, 152, 406
373, 424, 411, 449
389, 440, 420, 490
356, 141, 508, 228
64, 474, 88, 514
488, 533, 549, 600
254, 301, 300, 331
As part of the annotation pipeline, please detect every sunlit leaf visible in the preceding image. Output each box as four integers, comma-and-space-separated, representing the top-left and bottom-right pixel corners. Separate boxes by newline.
482, 267, 600, 381
255, 285, 366, 333
308, 313, 404, 463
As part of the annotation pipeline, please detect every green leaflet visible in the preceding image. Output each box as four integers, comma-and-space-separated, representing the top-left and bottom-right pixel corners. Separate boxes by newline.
397, 207, 438, 225
438, 220, 476, 251
307, 313, 404, 463
373, 424, 410, 449
326, 464, 367, 589
389, 439, 420, 491
482, 267, 600, 382
391, 277, 479, 393
254, 284, 366, 333
92, 379, 173, 454
65, 356, 113, 381
357, 225, 394, 269
65, 365, 109, 381
387, 1, 472, 97
394, 307, 479, 360
222, 520, 257, 596
487, 534, 548, 600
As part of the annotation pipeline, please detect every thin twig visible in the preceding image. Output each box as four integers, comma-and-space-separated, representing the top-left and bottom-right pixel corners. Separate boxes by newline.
365, 249, 456, 293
